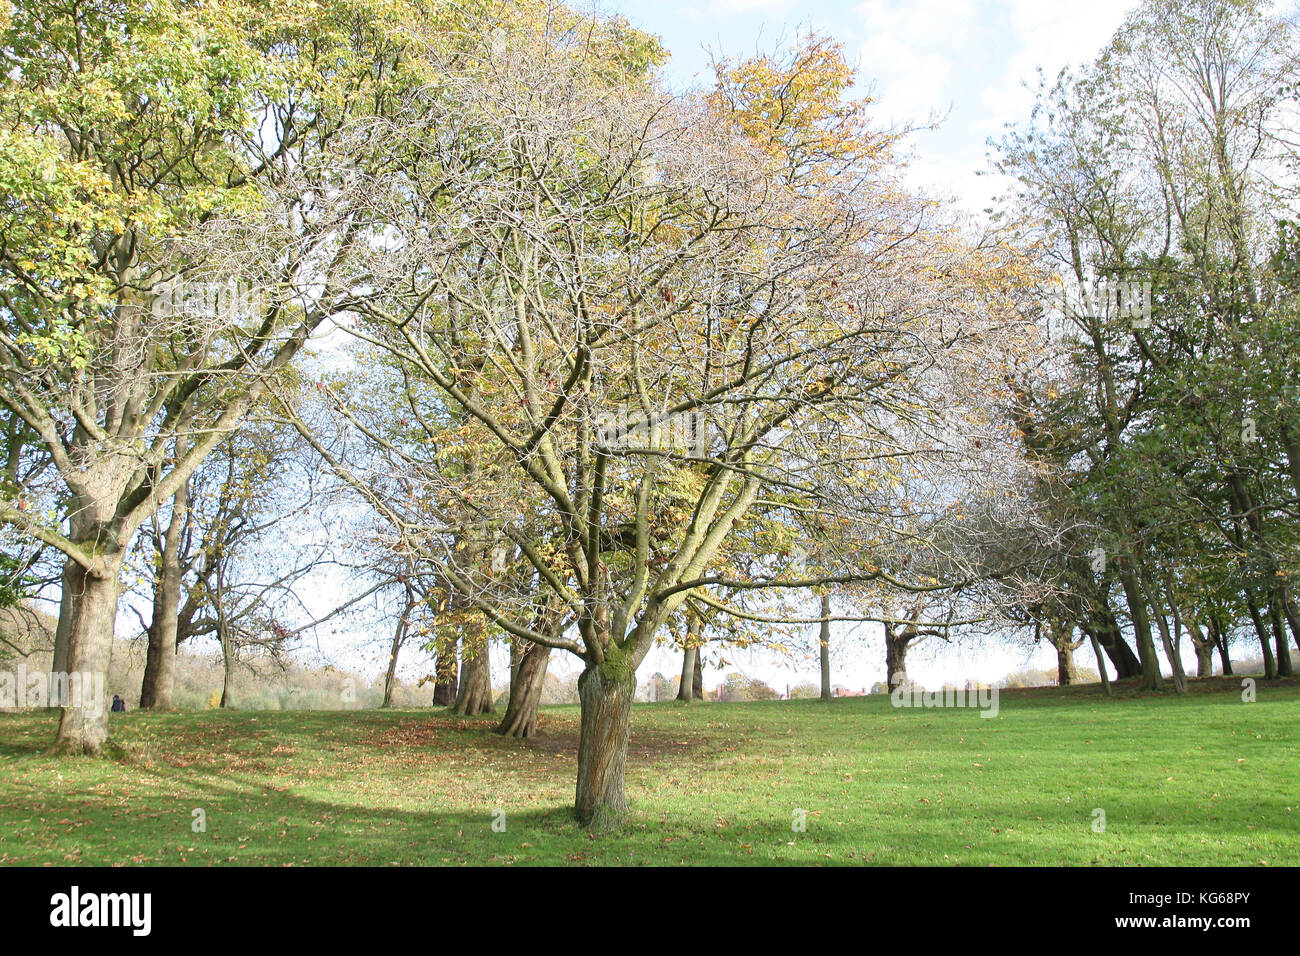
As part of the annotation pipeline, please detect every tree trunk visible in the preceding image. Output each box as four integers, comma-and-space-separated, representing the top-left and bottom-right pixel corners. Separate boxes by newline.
1056, 641, 1079, 685
51, 558, 74, 680
432, 638, 458, 707
381, 611, 407, 709
219, 627, 234, 708
495, 640, 550, 737
1209, 612, 1232, 676
1192, 638, 1213, 677
52, 557, 122, 755
140, 484, 188, 710
1245, 590, 1277, 679
1118, 562, 1163, 690
1045, 619, 1080, 685
677, 645, 697, 702
575, 663, 635, 829
1087, 629, 1113, 697
692, 650, 703, 699
1181, 607, 1214, 677
1141, 574, 1186, 694
1266, 593, 1293, 679
677, 614, 700, 702
885, 623, 909, 692
454, 642, 493, 715
1088, 604, 1142, 678
818, 593, 832, 701
1152, 611, 1187, 694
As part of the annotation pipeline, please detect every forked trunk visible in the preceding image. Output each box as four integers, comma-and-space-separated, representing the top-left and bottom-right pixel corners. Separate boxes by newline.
1153, 612, 1187, 694
1182, 610, 1214, 678
496, 640, 550, 737
1140, 574, 1185, 694
454, 645, 493, 715
53, 559, 121, 755
885, 624, 909, 693
1045, 619, 1079, 685
1208, 612, 1232, 675
1056, 641, 1079, 685
575, 664, 635, 829
1193, 640, 1213, 677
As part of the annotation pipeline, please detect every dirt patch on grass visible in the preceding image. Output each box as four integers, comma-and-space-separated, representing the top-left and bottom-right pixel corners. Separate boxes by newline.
520, 726, 711, 766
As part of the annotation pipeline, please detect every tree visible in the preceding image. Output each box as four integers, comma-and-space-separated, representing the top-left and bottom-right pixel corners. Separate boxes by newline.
0, 0, 432, 752
994, 0, 1300, 687
294, 18, 1037, 828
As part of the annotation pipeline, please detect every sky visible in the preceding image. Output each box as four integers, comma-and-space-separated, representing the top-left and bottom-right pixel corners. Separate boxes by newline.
599, 0, 1141, 216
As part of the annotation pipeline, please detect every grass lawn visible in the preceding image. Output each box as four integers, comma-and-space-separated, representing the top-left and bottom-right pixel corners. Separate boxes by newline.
1, 676, 1297, 866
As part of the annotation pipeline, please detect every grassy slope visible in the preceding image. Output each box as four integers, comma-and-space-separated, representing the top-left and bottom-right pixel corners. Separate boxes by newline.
0, 677, 1296, 866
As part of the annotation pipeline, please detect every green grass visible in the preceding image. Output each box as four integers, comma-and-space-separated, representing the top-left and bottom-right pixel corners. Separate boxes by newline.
1, 676, 1297, 865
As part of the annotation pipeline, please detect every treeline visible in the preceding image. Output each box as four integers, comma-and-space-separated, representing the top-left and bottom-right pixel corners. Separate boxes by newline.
989, 0, 1300, 694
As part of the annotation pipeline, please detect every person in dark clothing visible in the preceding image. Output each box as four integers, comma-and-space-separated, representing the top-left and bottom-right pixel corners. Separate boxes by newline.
111, 695, 125, 713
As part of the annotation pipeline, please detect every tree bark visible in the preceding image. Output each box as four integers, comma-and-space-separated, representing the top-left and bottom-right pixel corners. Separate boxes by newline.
1086, 601, 1142, 679
677, 614, 700, 702
52, 557, 122, 755
1087, 629, 1113, 697
1267, 593, 1293, 679
381, 600, 410, 709
1182, 609, 1214, 677
432, 637, 458, 707
677, 645, 698, 702
1056, 641, 1079, 685
219, 623, 234, 708
1245, 589, 1277, 679
454, 642, 493, 715
1118, 562, 1163, 690
575, 663, 635, 829
818, 593, 832, 701
1208, 611, 1232, 675
51, 559, 74, 680
1044, 619, 1081, 685
495, 639, 550, 737
140, 483, 188, 710
1141, 573, 1186, 694
885, 622, 909, 692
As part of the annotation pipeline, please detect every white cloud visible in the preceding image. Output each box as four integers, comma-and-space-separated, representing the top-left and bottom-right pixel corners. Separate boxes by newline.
853, 0, 980, 126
